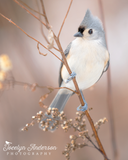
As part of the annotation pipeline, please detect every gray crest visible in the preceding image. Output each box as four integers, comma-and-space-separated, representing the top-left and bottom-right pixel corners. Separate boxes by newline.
80, 9, 104, 31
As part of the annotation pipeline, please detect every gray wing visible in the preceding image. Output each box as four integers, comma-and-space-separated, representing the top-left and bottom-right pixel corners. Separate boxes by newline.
103, 60, 109, 72
94, 57, 110, 84
59, 42, 72, 87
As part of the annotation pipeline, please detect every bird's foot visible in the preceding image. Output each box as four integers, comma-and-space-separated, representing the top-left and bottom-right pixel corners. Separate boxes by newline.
77, 91, 88, 111
77, 103, 88, 111
65, 71, 76, 83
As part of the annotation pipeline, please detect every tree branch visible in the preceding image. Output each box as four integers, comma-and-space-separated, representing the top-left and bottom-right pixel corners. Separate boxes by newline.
40, 0, 49, 28
4, 79, 76, 93
58, 0, 73, 38
36, 0, 60, 53
17, 0, 44, 16
0, 13, 62, 62
13, 0, 47, 27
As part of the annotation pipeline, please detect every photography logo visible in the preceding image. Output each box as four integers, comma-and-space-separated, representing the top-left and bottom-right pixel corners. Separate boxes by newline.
3, 141, 57, 156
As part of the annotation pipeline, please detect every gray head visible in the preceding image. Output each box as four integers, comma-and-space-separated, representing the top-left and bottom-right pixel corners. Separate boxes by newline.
74, 9, 107, 48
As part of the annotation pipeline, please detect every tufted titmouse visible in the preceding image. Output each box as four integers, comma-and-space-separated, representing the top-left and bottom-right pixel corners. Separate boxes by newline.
40, 9, 109, 131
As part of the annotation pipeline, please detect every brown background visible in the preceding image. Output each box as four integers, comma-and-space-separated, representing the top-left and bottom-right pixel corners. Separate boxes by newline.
0, 0, 128, 160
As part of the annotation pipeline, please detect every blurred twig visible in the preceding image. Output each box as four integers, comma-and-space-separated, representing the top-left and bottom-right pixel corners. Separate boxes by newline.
36, 0, 60, 52
4, 79, 76, 94
58, 0, 73, 38
37, 42, 47, 56
17, 0, 44, 16
40, 0, 49, 28
14, 0, 46, 26
36, 0, 49, 43
98, 1, 119, 160
0, 13, 62, 62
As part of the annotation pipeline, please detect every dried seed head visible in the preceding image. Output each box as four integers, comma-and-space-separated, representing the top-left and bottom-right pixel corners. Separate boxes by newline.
40, 121, 45, 124
21, 128, 25, 131
38, 111, 43, 115
62, 151, 66, 155
47, 110, 51, 115
69, 135, 77, 140
47, 118, 52, 122
26, 123, 30, 127
66, 143, 70, 148
71, 140, 75, 145
30, 121, 34, 126
32, 116, 36, 120
50, 126, 54, 130
76, 112, 79, 115
21, 127, 28, 131
31, 83, 37, 92
65, 153, 69, 157
43, 127, 48, 131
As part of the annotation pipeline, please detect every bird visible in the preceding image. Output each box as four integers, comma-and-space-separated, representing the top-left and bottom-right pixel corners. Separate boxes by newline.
40, 9, 109, 131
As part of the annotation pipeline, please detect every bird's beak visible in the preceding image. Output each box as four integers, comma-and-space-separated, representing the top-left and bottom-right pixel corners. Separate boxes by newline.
74, 32, 83, 37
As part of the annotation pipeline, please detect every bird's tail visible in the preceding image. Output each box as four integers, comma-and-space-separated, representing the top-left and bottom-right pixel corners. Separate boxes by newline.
39, 88, 73, 132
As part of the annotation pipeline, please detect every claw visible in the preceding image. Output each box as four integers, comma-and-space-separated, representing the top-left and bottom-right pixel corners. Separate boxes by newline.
65, 71, 76, 83
77, 103, 88, 111
77, 91, 88, 111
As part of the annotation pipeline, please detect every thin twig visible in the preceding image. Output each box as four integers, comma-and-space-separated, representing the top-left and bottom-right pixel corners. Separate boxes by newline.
36, 0, 49, 43
73, 126, 109, 160
37, 42, 47, 56
17, 0, 44, 16
86, 137, 110, 160
5, 79, 76, 93
14, 0, 47, 27
0, 13, 62, 62
98, 1, 118, 160
58, 0, 73, 38
36, 0, 60, 53
40, 0, 49, 28
85, 111, 107, 159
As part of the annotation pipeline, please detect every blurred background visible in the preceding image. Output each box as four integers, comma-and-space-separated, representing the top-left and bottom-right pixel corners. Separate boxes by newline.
0, 0, 128, 160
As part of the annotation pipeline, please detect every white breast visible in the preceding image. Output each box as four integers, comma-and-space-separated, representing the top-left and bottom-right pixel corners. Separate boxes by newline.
61, 38, 108, 90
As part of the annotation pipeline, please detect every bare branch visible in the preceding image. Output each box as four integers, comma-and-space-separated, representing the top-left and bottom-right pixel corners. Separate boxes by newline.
37, 42, 47, 56
13, 0, 47, 27
17, 0, 44, 16
40, 0, 49, 28
36, 0, 61, 53
4, 79, 76, 93
58, 0, 73, 38
86, 137, 110, 160
0, 13, 62, 62
85, 111, 107, 159
36, 0, 49, 43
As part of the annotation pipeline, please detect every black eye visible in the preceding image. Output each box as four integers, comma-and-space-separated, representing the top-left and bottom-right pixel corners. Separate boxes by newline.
88, 29, 93, 34
78, 27, 85, 34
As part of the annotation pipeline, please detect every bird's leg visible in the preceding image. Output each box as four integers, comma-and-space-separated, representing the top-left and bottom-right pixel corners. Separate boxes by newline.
77, 90, 88, 111
65, 71, 76, 83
